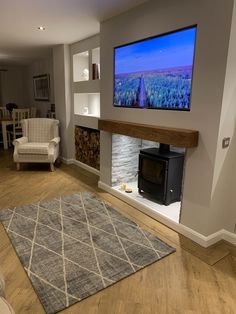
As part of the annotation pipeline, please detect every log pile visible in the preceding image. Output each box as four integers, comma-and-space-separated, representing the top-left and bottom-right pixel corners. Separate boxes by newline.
75, 126, 100, 170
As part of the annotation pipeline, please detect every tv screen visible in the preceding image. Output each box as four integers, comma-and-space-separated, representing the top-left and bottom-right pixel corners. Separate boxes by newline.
114, 26, 197, 111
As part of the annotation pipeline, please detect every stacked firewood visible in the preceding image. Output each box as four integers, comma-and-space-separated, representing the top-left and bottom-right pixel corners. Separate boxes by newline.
75, 126, 100, 170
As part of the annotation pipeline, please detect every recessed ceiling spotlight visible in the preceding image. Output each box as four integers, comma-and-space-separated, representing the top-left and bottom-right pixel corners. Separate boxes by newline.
38, 26, 45, 31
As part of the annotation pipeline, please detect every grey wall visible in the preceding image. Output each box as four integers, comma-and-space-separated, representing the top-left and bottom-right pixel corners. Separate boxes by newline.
100, 0, 234, 236
0, 66, 25, 106
24, 57, 54, 117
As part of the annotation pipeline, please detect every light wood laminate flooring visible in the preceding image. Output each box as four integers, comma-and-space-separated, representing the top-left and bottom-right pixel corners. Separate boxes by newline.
0, 149, 235, 314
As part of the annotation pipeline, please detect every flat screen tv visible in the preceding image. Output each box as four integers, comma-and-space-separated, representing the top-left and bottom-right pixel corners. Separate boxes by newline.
114, 25, 197, 111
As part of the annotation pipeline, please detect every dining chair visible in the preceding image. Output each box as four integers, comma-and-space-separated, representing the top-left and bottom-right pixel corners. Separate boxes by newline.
0, 107, 10, 118
7, 108, 30, 142
47, 111, 56, 119
0, 107, 11, 147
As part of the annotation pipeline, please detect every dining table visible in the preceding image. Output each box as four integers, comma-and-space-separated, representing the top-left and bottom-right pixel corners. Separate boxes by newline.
0, 117, 13, 149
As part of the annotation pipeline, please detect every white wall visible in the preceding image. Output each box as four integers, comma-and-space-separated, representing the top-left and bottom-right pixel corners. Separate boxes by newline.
0, 66, 25, 106
53, 45, 73, 159
24, 57, 54, 117
100, 0, 234, 236
210, 0, 236, 234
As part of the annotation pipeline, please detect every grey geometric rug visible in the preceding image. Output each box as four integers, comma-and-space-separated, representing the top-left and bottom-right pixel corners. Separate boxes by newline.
0, 192, 175, 314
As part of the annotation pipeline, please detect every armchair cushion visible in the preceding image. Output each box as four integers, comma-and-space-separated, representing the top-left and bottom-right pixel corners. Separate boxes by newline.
17, 143, 49, 155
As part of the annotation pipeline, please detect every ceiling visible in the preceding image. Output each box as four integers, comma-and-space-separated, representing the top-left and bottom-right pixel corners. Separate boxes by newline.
0, 0, 147, 66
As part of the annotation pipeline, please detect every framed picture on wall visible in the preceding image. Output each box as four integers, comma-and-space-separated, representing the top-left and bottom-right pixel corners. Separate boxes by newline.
33, 74, 50, 101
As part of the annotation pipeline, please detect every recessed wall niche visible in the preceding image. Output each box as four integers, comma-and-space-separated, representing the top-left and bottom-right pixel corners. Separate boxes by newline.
75, 126, 100, 170
73, 51, 89, 82
74, 93, 100, 117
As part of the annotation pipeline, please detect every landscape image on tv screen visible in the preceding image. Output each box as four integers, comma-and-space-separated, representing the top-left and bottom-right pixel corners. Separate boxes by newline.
114, 26, 197, 110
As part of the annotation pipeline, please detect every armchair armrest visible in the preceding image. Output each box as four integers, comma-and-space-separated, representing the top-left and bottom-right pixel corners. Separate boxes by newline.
48, 137, 60, 162
13, 137, 28, 146
49, 137, 60, 146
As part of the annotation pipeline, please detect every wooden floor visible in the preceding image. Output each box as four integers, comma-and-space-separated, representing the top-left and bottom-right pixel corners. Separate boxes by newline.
0, 149, 235, 314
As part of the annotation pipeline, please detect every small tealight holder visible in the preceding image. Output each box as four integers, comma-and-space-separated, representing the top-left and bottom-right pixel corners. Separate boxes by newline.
83, 107, 88, 115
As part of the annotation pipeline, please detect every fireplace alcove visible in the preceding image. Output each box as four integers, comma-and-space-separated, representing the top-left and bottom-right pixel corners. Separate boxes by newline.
111, 135, 185, 222
98, 119, 199, 224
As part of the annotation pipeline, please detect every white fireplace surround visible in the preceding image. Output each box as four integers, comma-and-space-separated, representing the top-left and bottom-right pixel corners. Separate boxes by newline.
98, 181, 236, 247
96, 120, 236, 247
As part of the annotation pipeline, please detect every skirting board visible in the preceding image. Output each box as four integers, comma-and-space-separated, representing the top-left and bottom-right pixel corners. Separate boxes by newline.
60, 157, 100, 176
98, 181, 236, 248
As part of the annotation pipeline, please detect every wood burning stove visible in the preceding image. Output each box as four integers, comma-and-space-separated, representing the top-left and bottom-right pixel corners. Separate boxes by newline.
138, 144, 184, 205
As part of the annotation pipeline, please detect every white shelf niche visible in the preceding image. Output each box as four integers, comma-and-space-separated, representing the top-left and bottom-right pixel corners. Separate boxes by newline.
73, 51, 89, 82
74, 93, 100, 117
92, 47, 100, 80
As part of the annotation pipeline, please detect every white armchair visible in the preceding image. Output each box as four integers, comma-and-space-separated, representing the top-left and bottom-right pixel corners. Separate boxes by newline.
0, 272, 15, 314
13, 118, 60, 171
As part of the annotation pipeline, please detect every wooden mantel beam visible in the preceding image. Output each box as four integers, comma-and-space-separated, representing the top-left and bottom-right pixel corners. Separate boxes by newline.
98, 119, 199, 148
